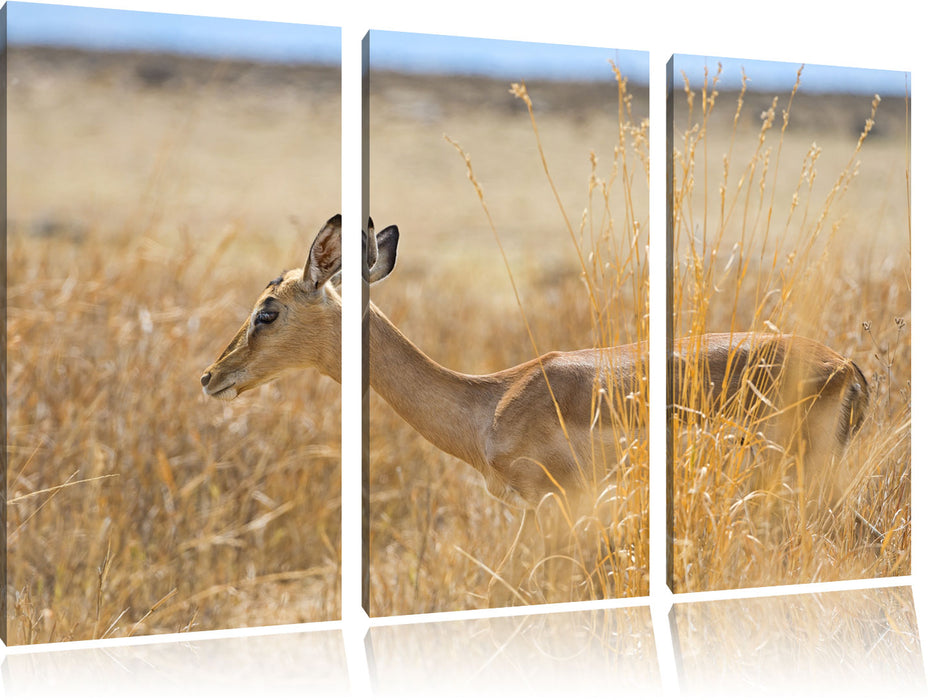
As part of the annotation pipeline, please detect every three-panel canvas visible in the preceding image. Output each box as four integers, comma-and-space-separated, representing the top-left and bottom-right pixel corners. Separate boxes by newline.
2, 1, 915, 679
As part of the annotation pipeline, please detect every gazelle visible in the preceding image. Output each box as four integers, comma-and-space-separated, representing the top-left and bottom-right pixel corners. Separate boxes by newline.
200, 215, 648, 511
669, 332, 869, 514
201, 215, 869, 587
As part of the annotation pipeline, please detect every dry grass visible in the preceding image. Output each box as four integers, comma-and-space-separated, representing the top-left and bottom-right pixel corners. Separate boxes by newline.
669, 63, 911, 592
6, 47, 341, 644
8, 44, 908, 644
367, 67, 649, 613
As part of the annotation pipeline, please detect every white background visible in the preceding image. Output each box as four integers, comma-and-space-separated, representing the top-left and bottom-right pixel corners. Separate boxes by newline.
2, 0, 931, 698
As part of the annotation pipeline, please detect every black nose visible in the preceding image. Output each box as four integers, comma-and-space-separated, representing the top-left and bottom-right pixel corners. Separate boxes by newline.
201, 372, 211, 387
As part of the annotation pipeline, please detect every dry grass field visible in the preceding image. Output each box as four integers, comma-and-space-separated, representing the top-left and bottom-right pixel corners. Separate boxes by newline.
669, 64, 911, 592
366, 60, 910, 615
6, 44, 908, 640
367, 67, 650, 614
6, 47, 341, 644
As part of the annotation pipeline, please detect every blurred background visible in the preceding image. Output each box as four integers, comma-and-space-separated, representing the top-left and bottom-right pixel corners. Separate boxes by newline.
5, 2, 341, 643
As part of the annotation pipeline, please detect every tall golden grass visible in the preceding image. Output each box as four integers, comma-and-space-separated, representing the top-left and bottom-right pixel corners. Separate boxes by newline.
367, 67, 650, 612
669, 63, 911, 592
8, 232, 342, 644
367, 59, 909, 614
6, 47, 341, 644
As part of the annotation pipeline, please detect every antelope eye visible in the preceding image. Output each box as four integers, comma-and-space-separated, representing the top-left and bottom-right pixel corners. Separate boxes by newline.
254, 309, 279, 325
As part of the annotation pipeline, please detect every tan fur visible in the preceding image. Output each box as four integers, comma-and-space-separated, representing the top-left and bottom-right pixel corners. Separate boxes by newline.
201, 217, 343, 400
202, 216, 868, 529
670, 332, 869, 509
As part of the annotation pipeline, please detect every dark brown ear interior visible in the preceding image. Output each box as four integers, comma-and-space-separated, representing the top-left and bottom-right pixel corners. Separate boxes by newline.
303, 215, 342, 289
365, 220, 378, 271
368, 225, 399, 283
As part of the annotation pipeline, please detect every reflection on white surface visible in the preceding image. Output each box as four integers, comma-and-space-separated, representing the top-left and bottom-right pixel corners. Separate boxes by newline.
673, 586, 925, 696
368, 606, 660, 698
1, 629, 349, 699
0, 586, 926, 698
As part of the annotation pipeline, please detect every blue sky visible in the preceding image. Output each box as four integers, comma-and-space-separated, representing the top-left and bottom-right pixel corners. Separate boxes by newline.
5, 2, 646, 82
5, 2, 341, 63
5, 3, 910, 94
674, 54, 909, 97
366, 30, 648, 83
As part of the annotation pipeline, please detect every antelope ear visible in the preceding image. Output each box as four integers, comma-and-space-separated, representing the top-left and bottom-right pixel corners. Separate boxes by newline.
365, 217, 378, 270
368, 225, 399, 283
303, 214, 342, 290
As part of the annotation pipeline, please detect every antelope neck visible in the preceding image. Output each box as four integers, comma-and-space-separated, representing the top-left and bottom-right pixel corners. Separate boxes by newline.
367, 303, 496, 469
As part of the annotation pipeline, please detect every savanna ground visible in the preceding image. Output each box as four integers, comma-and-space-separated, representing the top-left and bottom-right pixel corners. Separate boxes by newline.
5, 47, 911, 640
367, 66, 650, 614
6, 47, 341, 644
670, 64, 911, 592
366, 61, 910, 615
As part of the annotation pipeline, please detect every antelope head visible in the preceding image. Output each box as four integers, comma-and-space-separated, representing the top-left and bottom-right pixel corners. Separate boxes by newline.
200, 214, 399, 400
201, 214, 344, 399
